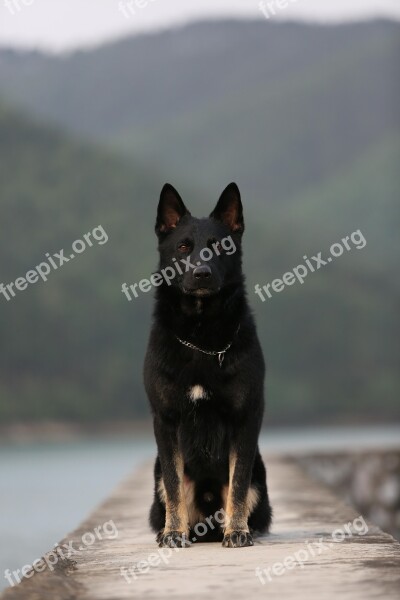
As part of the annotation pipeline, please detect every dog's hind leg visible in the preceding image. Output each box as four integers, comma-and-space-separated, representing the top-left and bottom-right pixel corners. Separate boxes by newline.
248, 450, 272, 535
149, 456, 166, 538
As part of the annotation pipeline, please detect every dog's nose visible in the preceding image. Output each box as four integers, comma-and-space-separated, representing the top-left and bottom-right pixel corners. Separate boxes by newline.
193, 265, 212, 280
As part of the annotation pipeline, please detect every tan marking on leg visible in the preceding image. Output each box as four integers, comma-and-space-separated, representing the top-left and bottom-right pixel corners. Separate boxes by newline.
246, 486, 260, 514
222, 484, 229, 510
222, 483, 258, 514
224, 452, 256, 534
183, 477, 204, 528
225, 452, 242, 533
158, 478, 167, 504
164, 452, 189, 535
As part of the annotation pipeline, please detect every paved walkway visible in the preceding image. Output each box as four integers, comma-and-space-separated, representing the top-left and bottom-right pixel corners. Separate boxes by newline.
2, 456, 400, 599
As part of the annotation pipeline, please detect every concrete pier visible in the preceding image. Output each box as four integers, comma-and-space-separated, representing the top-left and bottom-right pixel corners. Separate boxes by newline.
2, 456, 400, 599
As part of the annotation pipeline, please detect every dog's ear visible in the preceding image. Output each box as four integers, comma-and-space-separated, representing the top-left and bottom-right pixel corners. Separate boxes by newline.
156, 184, 190, 236
210, 183, 244, 233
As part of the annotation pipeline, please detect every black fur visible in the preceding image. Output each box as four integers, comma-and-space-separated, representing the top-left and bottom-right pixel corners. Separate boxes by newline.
144, 183, 272, 548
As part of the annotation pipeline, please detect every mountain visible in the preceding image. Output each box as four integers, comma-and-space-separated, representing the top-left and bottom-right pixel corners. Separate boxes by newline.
0, 102, 167, 421
0, 19, 398, 203
0, 19, 399, 424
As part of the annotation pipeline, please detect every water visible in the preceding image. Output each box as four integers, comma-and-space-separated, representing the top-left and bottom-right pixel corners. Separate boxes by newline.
1, 426, 399, 590
0, 435, 156, 590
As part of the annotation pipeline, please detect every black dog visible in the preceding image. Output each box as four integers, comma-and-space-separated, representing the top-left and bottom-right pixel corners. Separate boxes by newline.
144, 183, 272, 548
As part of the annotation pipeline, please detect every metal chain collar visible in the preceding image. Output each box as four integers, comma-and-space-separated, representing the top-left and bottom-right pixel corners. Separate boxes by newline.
175, 325, 240, 367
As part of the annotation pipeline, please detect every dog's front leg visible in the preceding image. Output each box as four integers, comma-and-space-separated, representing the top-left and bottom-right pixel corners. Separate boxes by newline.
223, 424, 258, 548
154, 416, 190, 548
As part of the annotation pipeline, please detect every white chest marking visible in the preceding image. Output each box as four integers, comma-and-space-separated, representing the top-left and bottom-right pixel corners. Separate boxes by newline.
188, 385, 208, 402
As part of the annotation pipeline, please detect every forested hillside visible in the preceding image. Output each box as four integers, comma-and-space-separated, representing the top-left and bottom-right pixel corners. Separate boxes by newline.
0, 19, 398, 424
0, 20, 398, 202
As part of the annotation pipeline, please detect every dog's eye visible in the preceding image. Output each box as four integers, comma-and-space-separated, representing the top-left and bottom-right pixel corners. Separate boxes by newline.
178, 241, 191, 253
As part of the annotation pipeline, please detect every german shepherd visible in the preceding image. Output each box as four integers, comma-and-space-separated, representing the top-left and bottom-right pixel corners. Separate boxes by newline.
144, 183, 272, 548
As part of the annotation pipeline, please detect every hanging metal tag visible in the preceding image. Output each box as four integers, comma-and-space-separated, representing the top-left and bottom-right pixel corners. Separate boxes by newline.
218, 352, 224, 367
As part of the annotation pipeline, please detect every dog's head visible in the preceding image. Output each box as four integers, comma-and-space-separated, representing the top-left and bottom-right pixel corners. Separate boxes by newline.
155, 183, 244, 298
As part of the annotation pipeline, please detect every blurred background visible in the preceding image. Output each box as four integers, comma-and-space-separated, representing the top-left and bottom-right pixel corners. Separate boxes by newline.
0, 0, 399, 589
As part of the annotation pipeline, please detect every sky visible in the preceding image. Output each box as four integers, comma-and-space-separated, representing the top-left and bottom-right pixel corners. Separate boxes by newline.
0, 0, 399, 52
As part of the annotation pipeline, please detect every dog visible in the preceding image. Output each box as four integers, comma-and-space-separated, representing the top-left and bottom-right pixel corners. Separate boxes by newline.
144, 182, 272, 548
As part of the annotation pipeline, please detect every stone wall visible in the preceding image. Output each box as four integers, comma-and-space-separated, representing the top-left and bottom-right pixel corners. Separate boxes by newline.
298, 450, 400, 540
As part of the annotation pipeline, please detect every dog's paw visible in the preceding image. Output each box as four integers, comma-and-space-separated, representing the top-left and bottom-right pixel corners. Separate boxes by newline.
158, 531, 191, 548
155, 530, 165, 545
222, 531, 253, 548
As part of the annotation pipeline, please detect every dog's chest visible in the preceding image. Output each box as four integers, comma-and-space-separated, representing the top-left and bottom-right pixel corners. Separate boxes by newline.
187, 384, 209, 403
